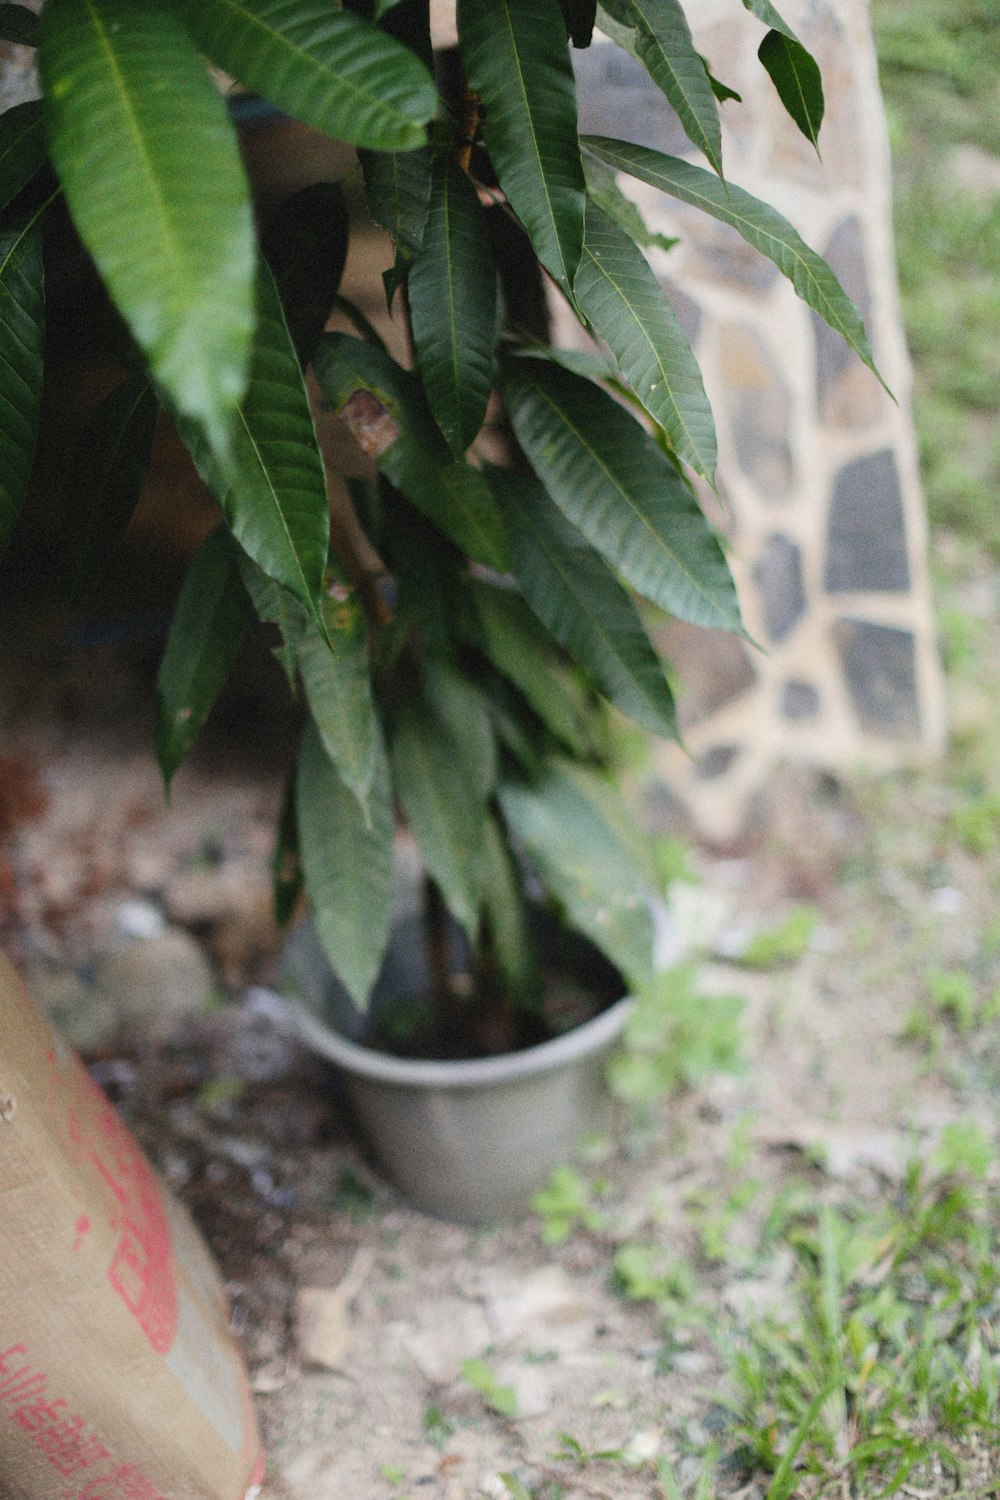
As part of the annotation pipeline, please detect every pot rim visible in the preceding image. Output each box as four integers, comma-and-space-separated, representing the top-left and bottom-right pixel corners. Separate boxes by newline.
289, 992, 636, 1090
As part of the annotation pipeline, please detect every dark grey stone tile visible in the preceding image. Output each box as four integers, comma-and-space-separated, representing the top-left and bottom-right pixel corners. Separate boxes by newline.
782, 680, 821, 720
825, 449, 909, 593
834, 618, 921, 737
755, 533, 806, 642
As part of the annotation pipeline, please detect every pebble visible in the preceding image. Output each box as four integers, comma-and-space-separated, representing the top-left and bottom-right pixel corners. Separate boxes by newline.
404, 1299, 493, 1384
95, 928, 216, 1046
485, 1265, 597, 1352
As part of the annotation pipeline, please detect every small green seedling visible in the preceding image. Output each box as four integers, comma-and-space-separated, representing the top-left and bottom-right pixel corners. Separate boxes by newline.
378, 1462, 406, 1486
608, 966, 745, 1109
422, 1404, 453, 1449
741, 905, 818, 969
460, 1359, 518, 1419
530, 1164, 605, 1244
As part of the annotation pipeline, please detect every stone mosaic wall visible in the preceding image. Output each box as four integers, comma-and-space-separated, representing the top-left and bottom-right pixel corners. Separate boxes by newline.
570, 0, 945, 840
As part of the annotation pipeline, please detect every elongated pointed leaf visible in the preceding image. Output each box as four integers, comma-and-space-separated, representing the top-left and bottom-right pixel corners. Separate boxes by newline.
272, 767, 303, 928
575, 200, 715, 479
391, 664, 497, 935
238, 553, 379, 813
262, 182, 349, 367
479, 813, 541, 1004
498, 761, 655, 983
359, 143, 431, 256
0, 102, 46, 214
740, 0, 799, 43
491, 469, 679, 739
155, 525, 250, 788
39, 0, 255, 462
175, 0, 436, 152
297, 720, 394, 1008
582, 153, 677, 254
458, 0, 585, 295
314, 332, 509, 570
560, 0, 596, 48
471, 580, 593, 753
296, 585, 379, 814
409, 154, 497, 456
583, 136, 887, 392
0, 4, 37, 44
758, 29, 824, 149
176, 262, 330, 618
63, 375, 158, 605
600, 0, 722, 175
503, 358, 740, 631
0, 217, 43, 558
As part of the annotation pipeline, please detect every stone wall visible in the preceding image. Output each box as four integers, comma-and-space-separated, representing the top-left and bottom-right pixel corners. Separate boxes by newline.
571, 0, 945, 840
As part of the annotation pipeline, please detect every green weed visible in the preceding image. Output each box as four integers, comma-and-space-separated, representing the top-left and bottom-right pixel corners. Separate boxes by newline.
607, 965, 745, 1109
530, 1164, 606, 1244
460, 1359, 518, 1419
740, 905, 818, 969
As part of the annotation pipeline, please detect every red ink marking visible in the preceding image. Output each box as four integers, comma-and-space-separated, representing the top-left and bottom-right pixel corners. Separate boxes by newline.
47, 1054, 178, 1353
72, 1215, 91, 1253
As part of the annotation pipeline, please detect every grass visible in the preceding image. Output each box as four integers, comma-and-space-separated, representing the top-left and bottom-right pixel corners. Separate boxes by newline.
873, 0, 1000, 550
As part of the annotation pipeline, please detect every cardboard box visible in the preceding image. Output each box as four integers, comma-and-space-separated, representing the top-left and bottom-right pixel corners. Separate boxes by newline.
0, 953, 264, 1500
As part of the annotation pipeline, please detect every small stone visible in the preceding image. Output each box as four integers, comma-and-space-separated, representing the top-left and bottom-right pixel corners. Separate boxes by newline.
493, 1360, 553, 1420
404, 1299, 493, 1384
782, 680, 821, 720
26, 963, 118, 1055
486, 1266, 596, 1351
94, 928, 216, 1047
294, 1286, 352, 1370
113, 900, 166, 942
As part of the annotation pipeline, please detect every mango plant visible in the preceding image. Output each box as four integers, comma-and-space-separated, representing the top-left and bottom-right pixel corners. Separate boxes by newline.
0, 0, 877, 1024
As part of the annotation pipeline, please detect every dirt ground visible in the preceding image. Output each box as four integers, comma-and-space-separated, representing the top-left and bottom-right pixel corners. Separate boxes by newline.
2, 554, 998, 1499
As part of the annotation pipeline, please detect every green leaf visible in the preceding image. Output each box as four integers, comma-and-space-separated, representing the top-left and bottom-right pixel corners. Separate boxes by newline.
582, 152, 677, 254
471, 579, 592, 754
262, 182, 349, 366
391, 662, 497, 934
498, 760, 655, 984
702, 56, 741, 105
583, 136, 887, 393
492, 469, 679, 739
297, 720, 394, 1008
458, 0, 585, 295
314, 332, 510, 570
575, 200, 715, 479
409, 153, 497, 456
238, 554, 379, 813
502, 357, 740, 631
296, 582, 379, 814
0, 102, 47, 215
0, 216, 43, 559
479, 812, 542, 1005
176, 261, 330, 618
359, 143, 431, 257
757, 29, 824, 149
560, 0, 596, 48
272, 767, 303, 928
175, 0, 437, 152
62, 375, 158, 605
0, 4, 38, 45
600, 0, 723, 176
39, 0, 256, 463
155, 525, 250, 788
740, 0, 799, 43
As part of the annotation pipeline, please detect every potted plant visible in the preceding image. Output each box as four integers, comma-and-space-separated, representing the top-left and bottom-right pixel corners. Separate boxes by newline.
0, 0, 877, 1219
